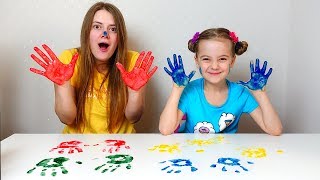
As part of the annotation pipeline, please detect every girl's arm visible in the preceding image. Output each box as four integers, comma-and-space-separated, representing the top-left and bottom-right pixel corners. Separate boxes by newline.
159, 85, 185, 135
239, 59, 282, 135
250, 90, 283, 136
54, 81, 77, 125
159, 54, 196, 135
125, 86, 146, 123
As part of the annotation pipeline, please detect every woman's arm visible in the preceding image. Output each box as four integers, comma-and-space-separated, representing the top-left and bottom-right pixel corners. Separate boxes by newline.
54, 81, 77, 125
159, 85, 185, 135
125, 86, 146, 123
117, 51, 158, 123
250, 90, 283, 136
29, 45, 79, 125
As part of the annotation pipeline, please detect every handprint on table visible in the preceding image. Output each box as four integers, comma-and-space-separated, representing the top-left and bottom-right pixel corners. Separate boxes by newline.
50, 140, 83, 154
210, 157, 253, 173
102, 139, 130, 153
164, 54, 196, 87
27, 157, 69, 176
95, 154, 133, 173
238, 59, 272, 90
148, 143, 181, 154
160, 159, 198, 173
29, 44, 78, 85
116, 51, 158, 91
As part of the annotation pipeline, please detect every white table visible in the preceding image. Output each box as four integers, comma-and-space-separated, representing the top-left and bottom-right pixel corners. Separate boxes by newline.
1, 133, 319, 179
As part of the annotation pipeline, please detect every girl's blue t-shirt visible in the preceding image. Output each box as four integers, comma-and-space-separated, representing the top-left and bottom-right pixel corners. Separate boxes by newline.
178, 78, 258, 133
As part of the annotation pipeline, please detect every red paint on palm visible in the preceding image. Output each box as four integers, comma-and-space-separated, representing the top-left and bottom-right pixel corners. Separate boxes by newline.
116, 51, 158, 91
50, 140, 83, 154
29, 44, 78, 85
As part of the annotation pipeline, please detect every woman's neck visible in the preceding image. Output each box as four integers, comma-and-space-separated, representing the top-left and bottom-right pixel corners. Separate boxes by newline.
95, 61, 108, 74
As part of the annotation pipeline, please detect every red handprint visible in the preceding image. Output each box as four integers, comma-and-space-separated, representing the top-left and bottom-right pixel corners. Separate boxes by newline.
50, 140, 83, 154
102, 139, 130, 153
116, 51, 158, 91
29, 44, 78, 85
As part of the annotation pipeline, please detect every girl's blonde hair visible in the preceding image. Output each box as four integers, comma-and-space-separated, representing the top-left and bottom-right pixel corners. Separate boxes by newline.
188, 28, 248, 56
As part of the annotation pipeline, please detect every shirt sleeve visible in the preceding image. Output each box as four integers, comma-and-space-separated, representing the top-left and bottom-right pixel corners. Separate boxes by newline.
59, 49, 77, 64
58, 48, 79, 87
127, 51, 140, 71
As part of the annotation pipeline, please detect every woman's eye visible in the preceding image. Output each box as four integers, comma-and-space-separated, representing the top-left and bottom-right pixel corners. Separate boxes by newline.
109, 27, 117, 32
219, 58, 227, 61
93, 25, 101, 29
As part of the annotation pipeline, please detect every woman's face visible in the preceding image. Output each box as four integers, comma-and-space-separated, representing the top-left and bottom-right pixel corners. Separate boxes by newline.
195, 38, 236, 85
90, 9, 118, 63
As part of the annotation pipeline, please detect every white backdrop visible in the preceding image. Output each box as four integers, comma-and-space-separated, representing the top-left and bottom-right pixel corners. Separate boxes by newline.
1, 0, 319, 140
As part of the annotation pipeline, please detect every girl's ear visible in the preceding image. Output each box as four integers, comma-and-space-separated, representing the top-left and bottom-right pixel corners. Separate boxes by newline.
194, 55, 199, 67
230, 55, 236, 68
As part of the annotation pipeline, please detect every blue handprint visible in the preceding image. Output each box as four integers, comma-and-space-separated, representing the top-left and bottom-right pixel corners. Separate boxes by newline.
238, 59, 272, 90
160, 158, 198, 173
164, 54, 196, 87
210, 157, 253, 173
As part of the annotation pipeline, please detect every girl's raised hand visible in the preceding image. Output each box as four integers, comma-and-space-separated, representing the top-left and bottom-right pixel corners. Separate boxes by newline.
238, 59, 273, 90
116, 51, 158, 91
164, 54, 195, 87
29, 44, 78, 85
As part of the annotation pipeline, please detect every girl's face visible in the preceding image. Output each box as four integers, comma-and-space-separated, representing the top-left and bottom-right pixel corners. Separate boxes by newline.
90, 9, 118, 63
195, 38, 236, 85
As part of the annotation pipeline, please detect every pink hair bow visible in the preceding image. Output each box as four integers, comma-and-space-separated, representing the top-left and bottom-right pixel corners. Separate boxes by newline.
229, 31, 239, 43
191, 32, 200, 44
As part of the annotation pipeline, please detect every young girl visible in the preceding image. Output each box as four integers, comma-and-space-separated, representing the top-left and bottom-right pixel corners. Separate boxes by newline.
30, 2, 157, 133
159, 28, 282, 136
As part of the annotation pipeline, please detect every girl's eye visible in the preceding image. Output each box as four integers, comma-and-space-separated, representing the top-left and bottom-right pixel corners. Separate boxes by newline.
219, 58, 227, 61
202, 58, 209, 61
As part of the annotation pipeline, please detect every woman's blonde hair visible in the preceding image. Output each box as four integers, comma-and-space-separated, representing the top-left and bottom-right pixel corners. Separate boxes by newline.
75, 2, 128, 133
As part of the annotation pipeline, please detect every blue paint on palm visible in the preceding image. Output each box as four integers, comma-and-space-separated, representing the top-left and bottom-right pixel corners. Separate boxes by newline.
164, 54, 195, 87
238, 59, 272, 90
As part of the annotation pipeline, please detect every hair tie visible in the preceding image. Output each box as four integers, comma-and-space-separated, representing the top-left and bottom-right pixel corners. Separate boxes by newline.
229, 31, 239, 43
191, 32, 200, 44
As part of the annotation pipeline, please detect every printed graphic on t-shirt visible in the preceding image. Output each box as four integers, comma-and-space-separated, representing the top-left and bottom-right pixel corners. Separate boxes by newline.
218, 113, 235, 131
193, 113, 235, 134
87, 87, 108, 100
194, 122, 215, 134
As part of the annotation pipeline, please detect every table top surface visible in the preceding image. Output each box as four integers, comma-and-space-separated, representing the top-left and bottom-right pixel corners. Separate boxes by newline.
1, 133, 319, 180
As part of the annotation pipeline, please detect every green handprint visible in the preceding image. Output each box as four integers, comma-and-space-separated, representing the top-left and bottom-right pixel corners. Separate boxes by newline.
95, 154, 133, 173
27, 157, 69, 176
